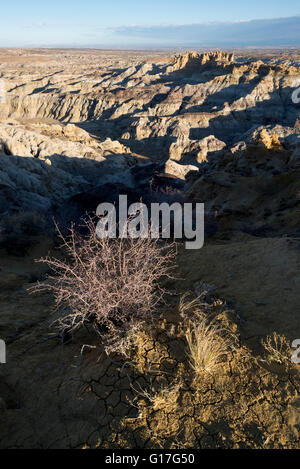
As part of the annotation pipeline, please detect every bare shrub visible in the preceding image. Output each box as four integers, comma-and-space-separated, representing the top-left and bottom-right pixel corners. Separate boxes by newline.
30, 218, 176, 345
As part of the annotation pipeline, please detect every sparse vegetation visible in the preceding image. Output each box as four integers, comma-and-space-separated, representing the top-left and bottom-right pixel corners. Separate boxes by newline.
132, 381, 181, 413
185, 318, 229, 374
262, 332, 292, 368
31, 218, 176, 347
179, 294, 230, 374
104, 320, 149, 362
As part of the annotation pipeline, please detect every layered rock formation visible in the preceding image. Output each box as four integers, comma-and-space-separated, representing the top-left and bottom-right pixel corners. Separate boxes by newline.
0, 48, 299, 232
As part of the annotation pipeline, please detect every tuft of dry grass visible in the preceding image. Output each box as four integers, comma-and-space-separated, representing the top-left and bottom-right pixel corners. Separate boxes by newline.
151, 383, 181, 413
179, 294, 204, 320
105, 321, 149, 361
185, 319, 229, 374
261, 332, 292, 367
180, 294, 230, 375
132, 381, 181, 414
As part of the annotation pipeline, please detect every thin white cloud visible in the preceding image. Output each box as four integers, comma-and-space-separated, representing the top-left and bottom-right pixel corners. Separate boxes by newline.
110, 16, 300, 46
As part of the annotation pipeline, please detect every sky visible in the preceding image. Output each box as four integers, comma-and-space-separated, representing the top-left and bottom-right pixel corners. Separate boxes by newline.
0, 0, 299, 47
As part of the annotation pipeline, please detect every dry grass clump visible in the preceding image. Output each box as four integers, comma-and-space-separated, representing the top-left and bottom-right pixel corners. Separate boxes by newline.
133, 381, 181, 414
31, 218, 176, 345
185, 319, 229, 374
261, 332, 292, 368
148, 383, 181, 413
178, 294, 204, 320
179, 294, 230, 375
105, 321, 147, 360
107, 322, 174, 375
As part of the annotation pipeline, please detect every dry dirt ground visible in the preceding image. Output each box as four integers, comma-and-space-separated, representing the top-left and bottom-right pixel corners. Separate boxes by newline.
0, 234, 299, 449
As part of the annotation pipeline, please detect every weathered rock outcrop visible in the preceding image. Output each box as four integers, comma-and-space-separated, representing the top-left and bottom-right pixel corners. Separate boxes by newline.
0, 122, 138, 215
0, 48, 299, 228
166, 50, 235, 74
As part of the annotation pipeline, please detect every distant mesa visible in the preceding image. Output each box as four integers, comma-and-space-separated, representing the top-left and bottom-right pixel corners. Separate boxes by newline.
166, 51, 235, 75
